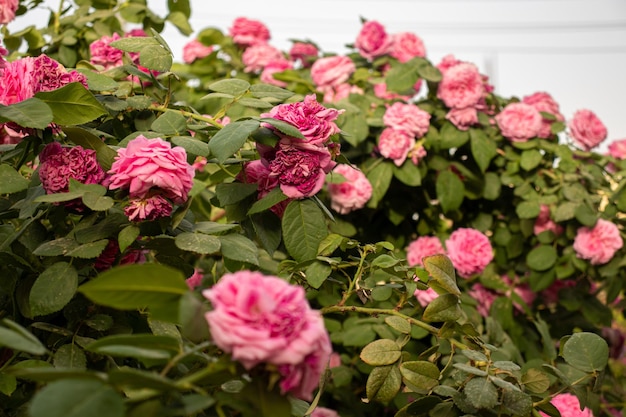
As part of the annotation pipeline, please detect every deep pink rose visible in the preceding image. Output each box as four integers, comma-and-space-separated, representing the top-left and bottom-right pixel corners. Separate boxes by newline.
311, 407, 341, 417
320, 83, 364, 103
289, 42, 319, 67
90, 33, 125, 69
182, 39, 214, 64
0, 42, 7, 69
107, 135, 195, 205
0, 57, 36, 105
390, 32, 426, 63
414, 287, 439, 308
32, 54, 88, 93
608, 138, 626, 160
0, 0, 19, 24
522, 92, 564, 138
260, 59, 293, 87
569, 109, 608, 151
378, 127, 415, 166
495, 102, 542, 143
238, 159, 288, 217
186, 268, 204, 290
355, 20, 392, 61
229, 17, 271, 47
124, 195, 173, 222
468, 284, 497, 317
534, 205, 563, 236
310, 55, 355, 88
242, 43, 284, 73
327, 164, 372, 214
573, 219, 623, 265
446, 107, 478, 131
406, 236, 446, 267
436, 54, 463, 74
383, 102, 431, 138
38, 142, 105, 195
202, 271, 331, 389
445, 228, 494, 278
539, 393, 593, 417
437, 62, 485, 109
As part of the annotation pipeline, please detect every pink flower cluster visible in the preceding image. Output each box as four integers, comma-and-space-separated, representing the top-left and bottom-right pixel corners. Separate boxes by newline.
378, 102, 430, 166
327, 164, 372, 214
203, 271, 332, 401
106, 135, 195, 222
522, 92, 565, 139
573, 218, 623, 265
355, 20, 426, 63
539, 393, 593, 417
569, 109, 607, 151
0, 0, 19, 25
445, 228, 494, 278
89, 29, 156, 78
182, 39, 214, 64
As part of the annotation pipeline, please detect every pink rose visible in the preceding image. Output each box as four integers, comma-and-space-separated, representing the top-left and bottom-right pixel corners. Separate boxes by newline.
569, 109, 608, 151
107, 135, 195, 205
311, 407, 341, 417
310, 55, 355, 88
278, 332, 331, 400
445, 228, 494, 278
355, 20, 392, 61
186, 268, 204, 290
90, 33, 125, 69
436, 54, 463, 74
502, 276, 536, 313
260, 59, 293, 87
229, 17, 271, 47
289, 42, 319, 67
534, 205, 563, 236
182, 39, 214, 64
406, 236, 445, 267
608, 138, 626, 160
468, 284, 497, 317
573, 218, 623, 265
320, 83, 364, 103
390, 32, 426, 63
242, 43, 284, 73
495, 102, 542, 143
124, 195, 173, 222
409, 144, 427, 165
327, 164, 372, 214
414, 287, 439, 308
378, 127, 415, 166
437, 62, 485, 109
0, 57, 36, 105
522, 92, 564, 138
0, 0, 19, 24
373, 82, 413, 101
32, 54, 88, 93
38, 142, 105, 195
238, 159, 288, 217
383, 102, 431, 138
539, 393, 593, 417
446, 107, 478, 131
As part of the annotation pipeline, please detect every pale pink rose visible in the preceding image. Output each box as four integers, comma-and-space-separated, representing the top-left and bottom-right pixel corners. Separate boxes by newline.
310, 55, 355, 88
202, 271, 331, 382
534, 205, 563, 236
383, 102, 430, 138
539, 393, 593, 417
446, 107, 478, 131
445, 228, 494, 278
355, 20, 392, 61
242, 43, 284, 73
261, 94, 342, 146
390, 32, 426, 63
414, 287, 439, 308
0, 57, 36, 105
327, 164, 372, 214
311, 407, 341, 417
573, 218, 623, 265
522, 92, 564, 138
182, 39, 214, 64
373, 82, 412, 101
89, 33, 125, 69
409, 143, 427, 165
378, 127, 415, 166
186, 268, 204, 290
38, 142, 105, 195
0, 0, 19, 24
260, 59, 293, 87
107, 135, 195, 205
436, 54, 463, 74
608, 138, 626, 159
229, 17, 271, 47
124, 195, 173, 222
320, 83, 363, 103
406, 236, 445, 267
468, 284, 497, 317
289, 42, 319, 67
437, 62, 485, 109
495, 102, 542, 143
569, 109, 608, 151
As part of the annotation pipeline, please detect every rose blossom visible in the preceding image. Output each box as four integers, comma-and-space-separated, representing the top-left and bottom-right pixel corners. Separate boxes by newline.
378, 127, 415, 166
89, 33, 125, 69
522, 92, 564, 138
320, 83, 364, 103
436, 54, 463, 74
539, 393, 593, 417
534, 204, 563, 236
124, 195, 173, 222
390, 32, 426, 63
0, 57, 36, 105
238, 159, 289, 217
38, 142, 105, 195
186, 268, 204, 290
311, 407, 341, 417
409, 143, 427, 165
32, 54, 88, 93
446, 107, 478, 131
445, 228, 494, 278
260, 59, 293, 87
278, 332, 331, 400
0, 0, 19, 24
310, 55, 355, 88
242, 43, 284, 73
383, 102, 431, 138
406, 236, 446, 267
495, 102, 542, 143
414, 287, 439, 308
437, 62, 484, 109
229, 17, 270, 47
608, 138, 626, 160
289, 42, 319, 67
182, 39, 214, 64
355, 20, 392, 61
468, 284, 497, 317
373, 83, 412, 101
107, 135, 195, 205
573, 218, 623, 265
569, 109, 608, 151
327, 164, 372, 214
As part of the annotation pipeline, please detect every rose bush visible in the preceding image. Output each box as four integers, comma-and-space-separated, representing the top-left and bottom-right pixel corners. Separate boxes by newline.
0, 2, 625, 417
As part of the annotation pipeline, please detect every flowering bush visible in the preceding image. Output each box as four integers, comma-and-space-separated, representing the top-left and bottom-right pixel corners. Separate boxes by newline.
0, 2, 625, 417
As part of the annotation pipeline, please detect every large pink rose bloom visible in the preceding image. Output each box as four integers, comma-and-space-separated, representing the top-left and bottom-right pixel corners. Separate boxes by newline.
229, 17, 270, 47
355, 20, 392, 61
0, 57, 36, 105
539, 393, 593, 417
89, 33, 125, 69
390, 32, 426, 63
32, 54, 88, 92
437, 62, 484, 109
327, 164, 372, 214
107, 135, 195, 205
311, 55, 356, 88
446, 107, 478, 131
608, 138, 626, 160
445, 228, 494, 278
569, 109, 608, 151
522, 92, 564, 138
38, 142, 105, 195
0, 0, 19, 24
378, 127, 415, 166
495, 102, 543, 143
406, 236, 445, 267
182, 39, 213, 64
383, 102, 431, 138
573, 218, 623, 265
242, 43, 284, 73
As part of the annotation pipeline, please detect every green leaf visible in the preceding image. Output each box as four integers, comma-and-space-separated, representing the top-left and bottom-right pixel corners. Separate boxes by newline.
247, 187, 288, 215
30, 262, 78, 317
32, 237, 79, 256
417, 63, 442, 82
453, 363, 488, 376
0, 319, 47, 355
317, 233, 345, 257
175, 232, 221, 255
0, 373, 17, 396
574, 203, 597, 227
218, 233, 259, 266
305, 260, 331, 289
562, 332, 609, 372
371, 254, 399, 269
516, 200, 541, 219
553, 201, 578, 222
521, 368, 551, 393
463, 377, 498, 409
470, 129, 497, 172
35, 83, 108, 126
238, 98, 274, 109
208, 79, 251, 96
110, 36, 160, 53
118, 225, 140, 252
250, 84, 295, 100
526, 245, 557, 271
29, 379, 124, 417
393, 162, 422, 186
366, 365, 402, 405
208, 119, 260, 163
259, 118, 305, 139
108, 367, 179, 391
250, 212, 282, 255
139, 44, 173, 72
520, 149, 543, 171
366, 161, 393, 208
423, 254, 460, 296
400, 361, 440, 391
422, 293, 461, 322
167, 10, 193, 36
53, 344, 87, 370
384, 316, 411, 335
172, 136, 210, 157
215, 182, 258, 206
436, 170, 464, 213
0, 97, 53, 129
282, 199, 328, 263
439, 122, 469, 149
0, 164, 29, 194
67, 239, 109, 259
197, 27, 224, 45
151, 110, 188, 135
75, 69, 119, 92
501, 390, 533, 416
360, 339, 402, 366
385, 59, 421, 92
85, 334, 180, 361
